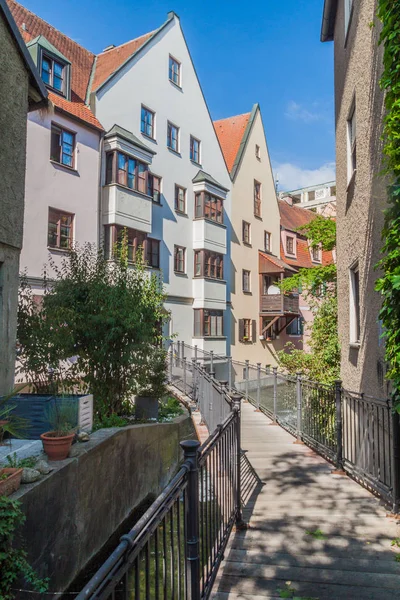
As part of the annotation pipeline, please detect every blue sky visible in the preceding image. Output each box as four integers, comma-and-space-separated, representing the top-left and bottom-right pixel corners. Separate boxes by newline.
21, 0, 335, 191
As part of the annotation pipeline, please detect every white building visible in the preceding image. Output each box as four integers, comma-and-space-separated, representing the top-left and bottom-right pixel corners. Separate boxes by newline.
279, 181, 336, 217
9, 1, 103, 294
90, 12, 232, 355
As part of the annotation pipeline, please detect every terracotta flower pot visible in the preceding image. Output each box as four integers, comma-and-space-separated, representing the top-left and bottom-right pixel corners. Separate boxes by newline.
0, 468, 23, 496
40, 432, 75, 461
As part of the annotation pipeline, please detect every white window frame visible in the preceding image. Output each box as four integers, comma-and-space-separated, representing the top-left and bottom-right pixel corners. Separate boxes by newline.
190, 135, 201, 164
349, 261, 361, 345
169, 55, 181, 87
344, 0, 354, 38
347, 100, 356, 183
167, 121, 180, 153
140, 105, 156, 139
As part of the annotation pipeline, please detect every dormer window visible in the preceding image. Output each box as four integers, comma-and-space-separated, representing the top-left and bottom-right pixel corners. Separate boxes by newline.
41, 55, 65, 93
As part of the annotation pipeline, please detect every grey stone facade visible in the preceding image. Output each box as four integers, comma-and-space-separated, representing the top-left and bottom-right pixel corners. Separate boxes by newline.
324, 0, 388, 396
0, 1, 46, 394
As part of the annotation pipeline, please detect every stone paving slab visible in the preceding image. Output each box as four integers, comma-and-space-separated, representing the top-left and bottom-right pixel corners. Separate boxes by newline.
213, 402, 400, 600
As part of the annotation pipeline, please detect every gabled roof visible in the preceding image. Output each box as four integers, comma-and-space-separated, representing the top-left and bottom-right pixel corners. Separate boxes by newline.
321, 0, 338, 42
27, 34, 70, 63
192, 170, 229, 192
214, 111, 251, 174
259, 251, 297, 274
279, 199, 318, 233
7, 0, 103, 130
280, 239, 334, 270
92, 31, 156, 93
0, 0, 47, 109
105, 124, 156, 155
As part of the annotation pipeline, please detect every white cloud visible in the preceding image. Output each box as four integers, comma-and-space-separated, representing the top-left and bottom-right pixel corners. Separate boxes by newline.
274, 161, 336, 192
285, 100, 333, 124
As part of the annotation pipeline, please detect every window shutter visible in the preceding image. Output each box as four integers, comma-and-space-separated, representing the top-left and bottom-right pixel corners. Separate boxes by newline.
238, 319, 244, 342
252, 320, 257, 343
50, 128, 61, 162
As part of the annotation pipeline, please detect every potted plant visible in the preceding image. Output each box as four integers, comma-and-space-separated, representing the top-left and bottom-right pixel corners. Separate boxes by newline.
135, 347, 168, 421
0, 387, 28, 444
40, 402, 77, 460
242, 335, 249, 342
0, 467, 23, 496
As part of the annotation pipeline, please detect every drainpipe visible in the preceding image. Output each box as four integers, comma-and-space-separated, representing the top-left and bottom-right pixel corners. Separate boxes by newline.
97, 133, 105, 249
321, 0, 338, 42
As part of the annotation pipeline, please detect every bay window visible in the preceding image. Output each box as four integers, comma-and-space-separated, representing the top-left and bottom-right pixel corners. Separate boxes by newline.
105, 151, 150, 195
194, 309, 223, 337
194, 250, 223, 279
104, 225, 159, 267
194, 192, 223, 224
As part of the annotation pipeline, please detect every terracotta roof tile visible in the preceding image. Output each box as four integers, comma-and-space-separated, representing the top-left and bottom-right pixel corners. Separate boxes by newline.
280, 239, 334, 270
279, 199, 317, 232
214, 112, 251, 173
92, 32, 155, 92
7, 0, 102, 130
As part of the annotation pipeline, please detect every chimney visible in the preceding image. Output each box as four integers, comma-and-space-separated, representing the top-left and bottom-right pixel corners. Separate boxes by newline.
22, 22, 26, 30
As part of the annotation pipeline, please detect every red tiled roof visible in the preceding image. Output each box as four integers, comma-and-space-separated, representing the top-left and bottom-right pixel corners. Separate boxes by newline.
92, 32, 155, 92
7, 0, 102, 130
279, 199, 317, 232
214, 112, 251, 173
279, 200, 334, 269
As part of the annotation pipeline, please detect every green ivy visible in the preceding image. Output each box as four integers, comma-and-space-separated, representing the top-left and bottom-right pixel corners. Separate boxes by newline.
375, 1, 400, 409
0, 496, 48, 599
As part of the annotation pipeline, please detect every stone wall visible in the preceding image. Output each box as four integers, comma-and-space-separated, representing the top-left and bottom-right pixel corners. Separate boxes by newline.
14, 413, 196, 596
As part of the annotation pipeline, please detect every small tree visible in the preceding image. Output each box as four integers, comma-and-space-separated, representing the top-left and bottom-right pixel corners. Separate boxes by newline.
277, 215, 340, 384
17, 236, 167, 418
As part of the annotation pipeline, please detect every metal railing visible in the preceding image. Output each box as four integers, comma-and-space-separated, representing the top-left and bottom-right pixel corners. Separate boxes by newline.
234, 363, 400, 510
77, 365, 241, 600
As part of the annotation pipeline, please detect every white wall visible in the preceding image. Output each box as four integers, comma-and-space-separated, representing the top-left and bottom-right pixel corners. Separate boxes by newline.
95, 15, 232, 352
21, 107, 100, 284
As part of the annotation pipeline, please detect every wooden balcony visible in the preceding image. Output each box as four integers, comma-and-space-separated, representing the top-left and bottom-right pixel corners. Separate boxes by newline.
260, 293, 299, 315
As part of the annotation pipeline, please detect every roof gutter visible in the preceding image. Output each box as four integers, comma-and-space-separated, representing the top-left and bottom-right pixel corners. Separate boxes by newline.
321, 0, 338, 42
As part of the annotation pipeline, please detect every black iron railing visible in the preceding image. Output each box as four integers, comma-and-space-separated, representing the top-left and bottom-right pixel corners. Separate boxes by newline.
76, 373, 241, 600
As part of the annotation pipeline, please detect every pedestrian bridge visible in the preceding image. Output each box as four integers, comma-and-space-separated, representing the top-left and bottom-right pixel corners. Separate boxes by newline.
212, 401, 400, 600
77, 349, 400, 600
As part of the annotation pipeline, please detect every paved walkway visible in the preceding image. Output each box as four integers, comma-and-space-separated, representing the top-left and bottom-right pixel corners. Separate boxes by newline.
212, 401, 400, 600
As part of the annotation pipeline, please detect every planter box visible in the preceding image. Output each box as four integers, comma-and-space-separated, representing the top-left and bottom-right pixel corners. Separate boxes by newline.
0, 468, 23, 496
3, 394, 93, 439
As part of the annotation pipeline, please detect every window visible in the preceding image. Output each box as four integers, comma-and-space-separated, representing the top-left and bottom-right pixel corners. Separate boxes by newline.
48, 209, 73, 250
264, 231, 271, 253
50, 125, 75, 168
167, 121, 179, 152
174, 245, 186, 273
41, 54, 65, 94
286, 317, 303, 336
169, 55, 181, 86
242, 221, 251, 245
194, 250, 223, 279
345, 0, 354, 36
141, 106, 155, 139
308, 190, 316, 201
242, 270, 251, 293
347, 102, 356, 180
190, 136, 201, 163
350, 263, 360, 344
311, 245, 321, 262
175, 185, 186, 213
239, 319, 256, 342
146, 238, 160, 268
106, 151, 150, 194
263, 275, 272, 295
148, 174, 162, 203
194, 192, 223, 224
286, 236, 295, 255
194, 309, 223, 337
255, 144, 260, 159
254, 180, 262, 217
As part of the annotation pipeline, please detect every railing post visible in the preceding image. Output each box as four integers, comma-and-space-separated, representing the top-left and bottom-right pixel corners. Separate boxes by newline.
231, 393, 245, 528
182, 341, 185, 361
245, 360, 249, 403
273, 366, 278, 422
210, 350, 214, 374
180, 440, 201, 600
194, 345, 198, 363
177, 341, 181, 366
228, 356, 232, 390
169, 345, 173, 383
296, 372, 302, 442
183, 357, 187, 395
256, 362, 261, 412
391, 408, 400, 513
335, 380, 344, 472
192, 358, 197, 402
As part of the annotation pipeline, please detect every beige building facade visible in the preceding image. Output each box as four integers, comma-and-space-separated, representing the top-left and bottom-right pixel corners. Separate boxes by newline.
322, 0, 388, 396
215, 104, 283, 366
